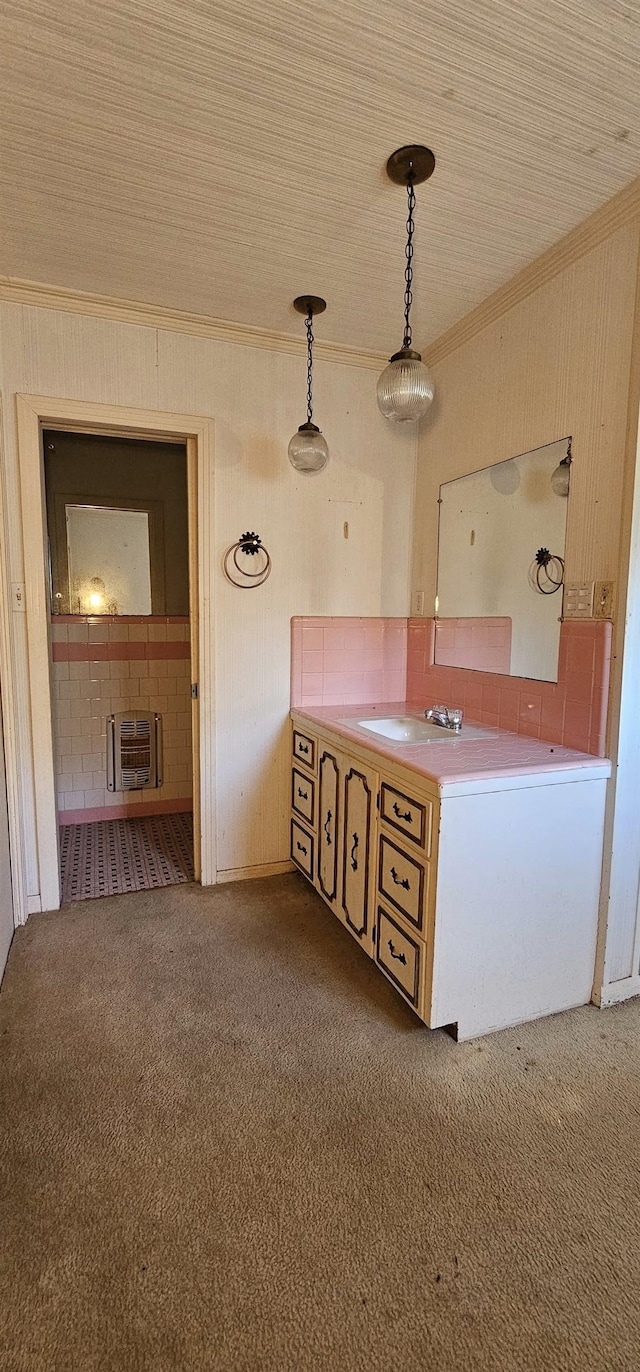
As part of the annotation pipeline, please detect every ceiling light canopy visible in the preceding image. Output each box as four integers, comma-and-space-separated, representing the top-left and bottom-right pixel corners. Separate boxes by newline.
288, 296, 329, 474
377, 145, 436, 424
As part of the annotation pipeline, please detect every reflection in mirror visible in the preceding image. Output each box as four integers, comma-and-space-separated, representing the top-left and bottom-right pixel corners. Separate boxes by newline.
66, 505, 152, 616
435, 437, 570, 682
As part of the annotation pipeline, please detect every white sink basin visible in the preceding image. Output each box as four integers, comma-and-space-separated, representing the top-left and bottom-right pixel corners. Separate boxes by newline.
347, 716, 498, 744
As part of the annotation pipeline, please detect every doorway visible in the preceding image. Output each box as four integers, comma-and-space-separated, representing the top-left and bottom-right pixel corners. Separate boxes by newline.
44, 429, 196, 901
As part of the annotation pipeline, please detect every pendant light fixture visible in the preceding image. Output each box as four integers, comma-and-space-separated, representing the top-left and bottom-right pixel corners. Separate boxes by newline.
288, 296, 329, 473
551, 437, 572, 497
377, 145, 436, 423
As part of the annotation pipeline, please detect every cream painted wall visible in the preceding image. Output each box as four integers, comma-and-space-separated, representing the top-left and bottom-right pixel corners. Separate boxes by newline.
413, 222, 640, 605
0, 303, 416, 893
412, 216, 640, 993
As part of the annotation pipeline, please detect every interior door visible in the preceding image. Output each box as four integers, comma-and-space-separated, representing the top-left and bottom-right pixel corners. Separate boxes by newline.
0, 687, 14, 983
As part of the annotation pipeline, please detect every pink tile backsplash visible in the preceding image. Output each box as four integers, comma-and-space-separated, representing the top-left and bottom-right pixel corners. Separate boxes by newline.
291, 616, 612, 757
405, 617, 611, 757
434, 616, 512, 674
291, 617, 408, 708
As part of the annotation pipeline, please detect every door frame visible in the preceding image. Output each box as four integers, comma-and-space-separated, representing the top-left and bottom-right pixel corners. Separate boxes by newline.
13, 395, 216, 910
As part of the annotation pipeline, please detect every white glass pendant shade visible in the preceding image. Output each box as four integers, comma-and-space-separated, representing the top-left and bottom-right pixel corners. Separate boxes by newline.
288, 421, 329, 473
377, 349, 434, 423
551, 457, 571, 497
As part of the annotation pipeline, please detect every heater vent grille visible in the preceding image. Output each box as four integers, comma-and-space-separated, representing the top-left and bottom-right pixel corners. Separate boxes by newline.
107, 711, 163, 791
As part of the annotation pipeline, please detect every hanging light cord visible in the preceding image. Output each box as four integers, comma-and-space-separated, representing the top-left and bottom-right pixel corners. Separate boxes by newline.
305, 310, 314, 422
402, 178, 416, 350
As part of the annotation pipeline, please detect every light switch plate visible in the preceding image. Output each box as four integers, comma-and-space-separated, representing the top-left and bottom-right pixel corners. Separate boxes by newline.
564, 582, 594, 618
412, 590, 425, 616
11, 581, 26, 612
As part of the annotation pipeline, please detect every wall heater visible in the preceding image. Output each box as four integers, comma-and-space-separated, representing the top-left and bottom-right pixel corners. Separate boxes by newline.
107, 711, 163, 791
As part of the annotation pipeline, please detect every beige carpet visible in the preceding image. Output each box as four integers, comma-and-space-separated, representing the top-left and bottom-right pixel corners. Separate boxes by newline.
1, 874, 639, 1372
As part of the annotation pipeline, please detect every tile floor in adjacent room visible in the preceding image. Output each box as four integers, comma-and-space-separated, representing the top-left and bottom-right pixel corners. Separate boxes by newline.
59, 811, 194, 901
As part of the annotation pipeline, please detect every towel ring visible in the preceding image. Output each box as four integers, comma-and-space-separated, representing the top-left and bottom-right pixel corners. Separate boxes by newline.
223, 531, 272, 588
529, 547, 565, 595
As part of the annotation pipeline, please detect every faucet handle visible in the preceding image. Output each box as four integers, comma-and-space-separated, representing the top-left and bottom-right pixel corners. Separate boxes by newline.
449, 708, 463, 727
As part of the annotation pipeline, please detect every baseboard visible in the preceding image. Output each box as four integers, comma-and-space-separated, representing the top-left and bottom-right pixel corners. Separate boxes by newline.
216, 860, 295, 884
58, 798, 193, 825
26, 894, 42, 916
593, 974, 640, 1007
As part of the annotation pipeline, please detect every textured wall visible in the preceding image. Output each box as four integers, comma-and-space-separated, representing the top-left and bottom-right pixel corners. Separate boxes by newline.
413, 222, 639, 604
0, 303, 416, 889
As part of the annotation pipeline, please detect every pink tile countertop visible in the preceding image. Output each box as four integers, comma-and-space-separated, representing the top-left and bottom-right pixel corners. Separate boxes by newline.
291, 702, 612, 791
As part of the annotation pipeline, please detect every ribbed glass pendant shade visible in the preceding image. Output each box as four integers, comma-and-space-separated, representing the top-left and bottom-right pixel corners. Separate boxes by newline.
377, 349, 434, 423
288, 421, 329, 473
550, 457, 571, 497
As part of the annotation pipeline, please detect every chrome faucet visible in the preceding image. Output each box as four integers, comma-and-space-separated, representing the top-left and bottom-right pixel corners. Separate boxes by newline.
424, 704, 463, 732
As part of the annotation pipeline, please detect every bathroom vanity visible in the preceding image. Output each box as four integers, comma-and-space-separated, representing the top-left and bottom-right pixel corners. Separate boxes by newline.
290, 703, 611, 1040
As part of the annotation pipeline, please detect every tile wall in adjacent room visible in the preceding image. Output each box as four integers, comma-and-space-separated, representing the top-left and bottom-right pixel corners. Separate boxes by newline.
50, 616, 192, 823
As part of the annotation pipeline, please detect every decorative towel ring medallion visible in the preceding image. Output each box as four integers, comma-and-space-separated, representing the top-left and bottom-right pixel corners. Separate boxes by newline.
223, 531, 272, 588
529, 547, 565, 595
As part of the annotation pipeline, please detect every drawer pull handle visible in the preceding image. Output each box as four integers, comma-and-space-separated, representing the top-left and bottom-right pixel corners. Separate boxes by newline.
297, 787, 309, 800
388, 940, 407, 965
390, 866, 410, 891
350, 832, 359, 872
298, 742, 310, 755
393, 802, 412, 822
324, 810, 332, 845
296, 841, 308, 856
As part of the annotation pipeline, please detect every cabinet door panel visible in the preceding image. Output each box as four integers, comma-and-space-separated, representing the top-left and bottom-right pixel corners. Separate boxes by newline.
318, 749, 340, 903
341, 764, 375, 943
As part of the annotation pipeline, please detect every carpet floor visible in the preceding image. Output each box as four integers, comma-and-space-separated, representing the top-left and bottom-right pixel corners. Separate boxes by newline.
1, 873, 640, 1372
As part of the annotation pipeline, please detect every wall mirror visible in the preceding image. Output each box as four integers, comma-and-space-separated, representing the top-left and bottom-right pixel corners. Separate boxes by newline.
435, 437, 570, 682
44, 429, 189, 615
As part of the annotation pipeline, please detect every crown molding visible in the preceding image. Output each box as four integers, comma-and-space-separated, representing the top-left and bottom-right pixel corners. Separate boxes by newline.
423, 175, 640, 368
0, 276, 386, 372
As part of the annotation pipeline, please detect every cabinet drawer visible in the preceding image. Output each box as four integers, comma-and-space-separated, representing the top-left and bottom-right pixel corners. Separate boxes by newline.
292, 767, 315, 828
380, 781, 432, 855
291, 819, 314, 879
292, 729, 316, 771
375, 905, 425, 1014
378, 834, 428, 934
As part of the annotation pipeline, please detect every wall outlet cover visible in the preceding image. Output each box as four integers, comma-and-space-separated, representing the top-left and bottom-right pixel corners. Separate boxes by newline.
413, 590, 425, 616
594, 581, 614, 620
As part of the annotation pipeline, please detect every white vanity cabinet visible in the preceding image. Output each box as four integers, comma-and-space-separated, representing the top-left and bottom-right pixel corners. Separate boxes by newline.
290, 714, 609, 1040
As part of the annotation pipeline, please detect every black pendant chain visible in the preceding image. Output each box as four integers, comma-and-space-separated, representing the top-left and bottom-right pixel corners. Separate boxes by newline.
305, 310, 314, 422
402, 179, 416, 350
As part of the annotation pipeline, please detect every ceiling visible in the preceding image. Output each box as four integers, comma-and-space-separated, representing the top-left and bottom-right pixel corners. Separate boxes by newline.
1, 0, 640, 352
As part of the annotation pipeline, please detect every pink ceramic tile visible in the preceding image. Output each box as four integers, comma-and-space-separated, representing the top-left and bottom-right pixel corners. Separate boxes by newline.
565, 669, 593, 705
323, 626, 347, 651
519, 693, 542, 727
563, 702, 592, 751
323, 649, 346, 673
302, 627, 323, 651
302, 649, 323, 674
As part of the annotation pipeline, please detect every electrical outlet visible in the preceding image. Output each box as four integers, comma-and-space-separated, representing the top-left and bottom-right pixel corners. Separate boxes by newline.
563, 582, 594, 618
594, 581, 614, 620
413, 590, 425, 616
